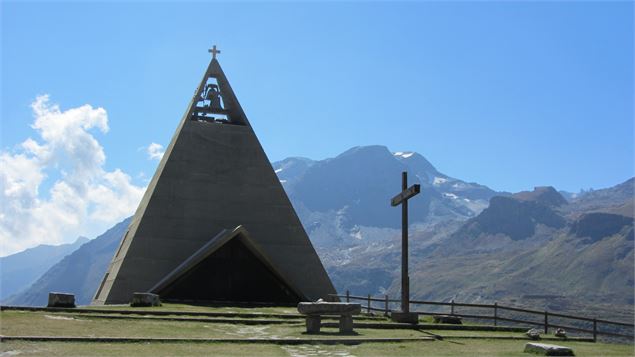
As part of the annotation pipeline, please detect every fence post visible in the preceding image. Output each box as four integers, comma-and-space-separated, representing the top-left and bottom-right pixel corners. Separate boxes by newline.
593, 318, 597, 342
494, 302, 498, 326
384, 295, 389, 316
544, 311, 548, 334
367, 294, 371, 314
346, 290, 350, 303
450, 299, 455, 316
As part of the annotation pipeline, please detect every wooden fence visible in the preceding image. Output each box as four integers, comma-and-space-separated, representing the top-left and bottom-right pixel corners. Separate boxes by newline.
329, 292, 634, 342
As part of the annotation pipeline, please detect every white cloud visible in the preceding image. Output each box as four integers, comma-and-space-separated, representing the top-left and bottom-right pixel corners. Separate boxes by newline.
146, 142, 164, 160
0, 95, 146, 256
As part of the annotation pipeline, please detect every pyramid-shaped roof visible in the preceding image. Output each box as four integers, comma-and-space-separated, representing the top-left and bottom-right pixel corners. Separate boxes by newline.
93, 49, 336, 304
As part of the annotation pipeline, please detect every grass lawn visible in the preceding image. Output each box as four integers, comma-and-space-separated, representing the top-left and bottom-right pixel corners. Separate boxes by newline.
1, 304, 632, 356
419, 329, 527, 337
1, 340, 633, 357
0, 341, 289, 357
0, 311, 421, 340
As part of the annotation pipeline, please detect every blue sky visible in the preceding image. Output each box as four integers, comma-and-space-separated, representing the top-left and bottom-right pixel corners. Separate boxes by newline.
0, 1, 633, 253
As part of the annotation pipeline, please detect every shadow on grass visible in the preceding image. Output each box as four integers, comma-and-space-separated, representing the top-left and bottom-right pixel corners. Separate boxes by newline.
445, 340, 466, 345
161, 300, 297, 309
416, 329, 444, 340
301, 331, 361, 336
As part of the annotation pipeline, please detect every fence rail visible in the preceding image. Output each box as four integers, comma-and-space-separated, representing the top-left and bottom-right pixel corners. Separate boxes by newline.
329, 292, 634, 342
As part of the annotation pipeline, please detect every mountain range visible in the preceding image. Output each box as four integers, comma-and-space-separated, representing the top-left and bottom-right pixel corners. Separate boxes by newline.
326, 175, 633, 321
276, 146, 503, 249
3, 145, 633, 323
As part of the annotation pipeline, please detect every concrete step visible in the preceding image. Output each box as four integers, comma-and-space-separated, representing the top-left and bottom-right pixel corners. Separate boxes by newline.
0, 335, 435, 344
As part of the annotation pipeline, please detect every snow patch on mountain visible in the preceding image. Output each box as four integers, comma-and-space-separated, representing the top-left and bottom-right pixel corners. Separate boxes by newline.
393, 151, 414, 159
434, 177, 448, 186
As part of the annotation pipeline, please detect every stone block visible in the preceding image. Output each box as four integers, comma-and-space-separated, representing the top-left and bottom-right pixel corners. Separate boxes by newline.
47, 292, 75, 308
391, 311, 419, 324
433, 314, 463, 324
305, 315, 321, 334
297, 302, 361, 315
526, 328, 541, 340
524, 342, 575, 356
339, 315, 354, 333
130, 292, 161, 307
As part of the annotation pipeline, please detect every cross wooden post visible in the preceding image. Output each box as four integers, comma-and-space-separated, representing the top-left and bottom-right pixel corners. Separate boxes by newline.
390, 171, 420, 322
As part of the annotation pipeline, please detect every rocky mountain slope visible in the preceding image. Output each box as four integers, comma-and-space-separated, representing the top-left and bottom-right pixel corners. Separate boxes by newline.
275, 145, 502, 249
330, 178, 633, 321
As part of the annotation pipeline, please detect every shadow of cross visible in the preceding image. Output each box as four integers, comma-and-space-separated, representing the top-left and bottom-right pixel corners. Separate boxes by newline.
390, 171, 420, 314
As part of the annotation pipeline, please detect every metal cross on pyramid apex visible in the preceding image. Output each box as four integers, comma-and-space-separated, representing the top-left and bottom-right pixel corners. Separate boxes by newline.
209, 45, 221, 59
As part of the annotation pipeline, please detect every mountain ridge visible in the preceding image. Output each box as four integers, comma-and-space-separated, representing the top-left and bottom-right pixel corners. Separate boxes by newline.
4, 145, 632, 323
5, 218, 131, 306
0, 236, 88, 301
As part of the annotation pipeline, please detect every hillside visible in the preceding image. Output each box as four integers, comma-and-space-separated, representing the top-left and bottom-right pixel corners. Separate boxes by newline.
0, 237, 88, 301
5, 218, 130, 306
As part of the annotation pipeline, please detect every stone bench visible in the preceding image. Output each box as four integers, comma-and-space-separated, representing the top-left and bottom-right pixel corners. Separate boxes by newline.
130, 292, 161, 307
432, 314, 463, 324
297, 302, 361, 334
524, 342, 574, 356
47, 292, 76, 308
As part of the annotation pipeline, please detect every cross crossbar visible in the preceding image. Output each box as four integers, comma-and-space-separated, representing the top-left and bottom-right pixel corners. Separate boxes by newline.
391, 184, 420, 206
208, 45, 221, 59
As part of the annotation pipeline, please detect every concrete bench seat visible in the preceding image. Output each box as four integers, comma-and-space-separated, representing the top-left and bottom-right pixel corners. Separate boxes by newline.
297, 302, 361, 334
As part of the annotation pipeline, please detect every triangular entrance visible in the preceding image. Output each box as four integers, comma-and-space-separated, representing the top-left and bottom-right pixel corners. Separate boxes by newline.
93, 49, 336, 305
151, 226, 302, 303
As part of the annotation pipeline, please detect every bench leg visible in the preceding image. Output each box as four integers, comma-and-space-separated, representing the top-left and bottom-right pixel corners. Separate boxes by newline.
306, 315, 321, 334
339, 315, 354, 334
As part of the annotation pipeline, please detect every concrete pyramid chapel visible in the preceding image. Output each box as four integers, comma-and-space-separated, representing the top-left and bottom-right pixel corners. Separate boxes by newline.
93, 47, 336, 305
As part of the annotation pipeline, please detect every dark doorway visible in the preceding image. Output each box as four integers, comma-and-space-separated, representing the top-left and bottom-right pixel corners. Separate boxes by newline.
157, 238, 300, 304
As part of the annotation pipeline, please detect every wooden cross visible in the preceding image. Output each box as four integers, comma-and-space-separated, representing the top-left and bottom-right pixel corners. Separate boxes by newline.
208, 45, 221, 59
390, 171, 420, 313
